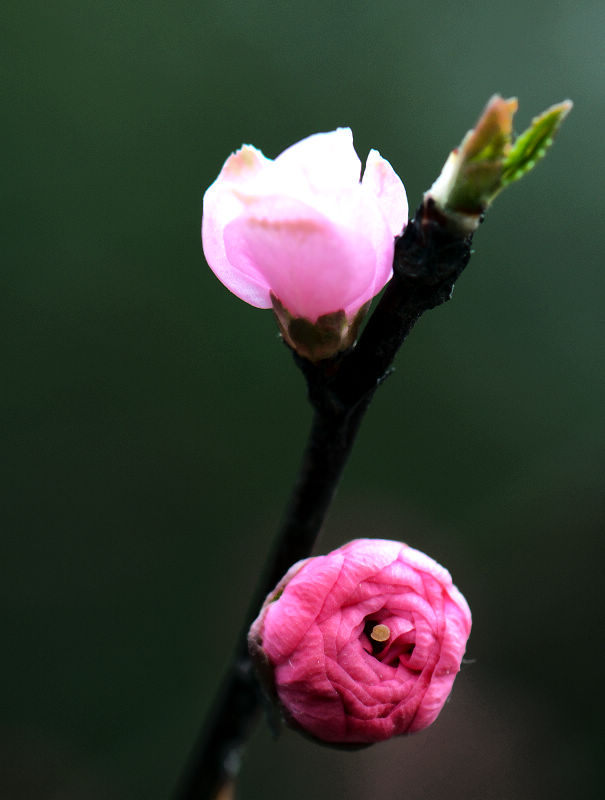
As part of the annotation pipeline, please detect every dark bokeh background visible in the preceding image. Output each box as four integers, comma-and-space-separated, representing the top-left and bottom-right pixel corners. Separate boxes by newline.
3, 1, 603, 798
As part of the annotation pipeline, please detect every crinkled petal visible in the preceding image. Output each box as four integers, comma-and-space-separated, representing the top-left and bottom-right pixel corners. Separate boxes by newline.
262, 553, 344, 661
249, 538, 471, 745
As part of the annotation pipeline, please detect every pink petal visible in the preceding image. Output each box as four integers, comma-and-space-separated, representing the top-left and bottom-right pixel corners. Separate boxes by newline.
201, 145, 274, 308
362, 148, 409, 237
223, 196, 379, 321
274, 128, 361, 193
202, 131, 408, 327
249, 538, 471, 744
262, 553, 345, 661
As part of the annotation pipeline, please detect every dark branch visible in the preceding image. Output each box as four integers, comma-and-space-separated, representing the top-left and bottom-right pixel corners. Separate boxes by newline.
173, 197, 475, 800
301, 198, 474, 414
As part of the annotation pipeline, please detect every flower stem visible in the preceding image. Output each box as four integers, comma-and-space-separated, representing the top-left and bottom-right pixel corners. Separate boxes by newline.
173, 401, 371, 800
173, 198, 474, 800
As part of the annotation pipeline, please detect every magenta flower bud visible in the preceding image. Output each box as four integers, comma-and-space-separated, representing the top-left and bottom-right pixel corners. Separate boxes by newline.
248, 539, 471, 745
202, 129, 408, 360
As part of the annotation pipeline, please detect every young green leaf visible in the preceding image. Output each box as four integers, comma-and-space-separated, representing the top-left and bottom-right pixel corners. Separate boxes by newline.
427, 96, 573, 232
501, 100, 573, 186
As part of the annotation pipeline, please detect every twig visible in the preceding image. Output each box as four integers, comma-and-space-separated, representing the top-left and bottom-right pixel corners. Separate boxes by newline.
173, 198, 474, 800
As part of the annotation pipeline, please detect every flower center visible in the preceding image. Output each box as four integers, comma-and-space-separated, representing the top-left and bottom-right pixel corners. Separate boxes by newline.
370, 623, 391, 643
363, 617, 416, 665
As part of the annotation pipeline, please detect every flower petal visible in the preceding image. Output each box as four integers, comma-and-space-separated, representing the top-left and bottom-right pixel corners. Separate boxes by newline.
362, 148, 408, 237
201, 145, 274, 307
202, 130, 408, 356
249, 538, 471, 745
223, 196, 378, 321
274, 128, 361, 193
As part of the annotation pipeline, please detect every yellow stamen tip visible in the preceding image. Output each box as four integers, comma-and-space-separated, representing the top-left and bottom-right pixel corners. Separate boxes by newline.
370, 624, 390, 643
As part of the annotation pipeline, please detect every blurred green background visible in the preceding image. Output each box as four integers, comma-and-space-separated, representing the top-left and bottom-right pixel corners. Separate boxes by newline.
3, 0, 603, 797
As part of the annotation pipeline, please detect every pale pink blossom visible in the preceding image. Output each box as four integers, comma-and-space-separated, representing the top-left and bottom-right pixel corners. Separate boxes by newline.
248, 539, 471, 745
202, 129, 407, 358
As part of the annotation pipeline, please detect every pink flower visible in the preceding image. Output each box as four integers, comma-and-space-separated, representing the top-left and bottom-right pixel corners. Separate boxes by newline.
248, 539, 471, 745
202, 129, 407, 360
